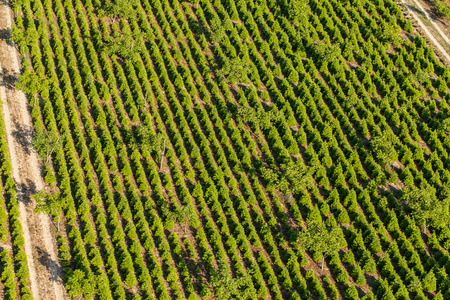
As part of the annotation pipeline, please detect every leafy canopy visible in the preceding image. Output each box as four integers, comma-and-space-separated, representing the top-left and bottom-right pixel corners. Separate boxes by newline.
370, 130, 396, 169
16, 72, 48, 103
402, 185, 450, 232
261, 160, 314, 194
217, 56, 251, 84
31, 129, 61, 162
297, 219, 343, 271
209, 259, 254, 300
104, 31, 146, 62
33, 191, 63, 230
165, 204, 197, 234
239, 105, 283, 130
65, 269, 95, 300
103, 0, 138, 21
134, 125, 164, 155
283, 0, 310, 25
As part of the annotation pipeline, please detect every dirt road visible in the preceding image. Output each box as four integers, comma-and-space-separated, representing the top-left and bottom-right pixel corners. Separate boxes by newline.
402, 0, 450, 63
0, 1, 66, 300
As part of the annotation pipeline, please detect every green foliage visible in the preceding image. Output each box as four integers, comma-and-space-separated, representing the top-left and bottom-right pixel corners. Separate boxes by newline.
345, 284, 359, 300
217, 57, 250, 84
210, 17, 228, 44
239, 105, 283, 130
134, 125, 164, 156
261, 160, 314, 194
283, 0, 310, 25
298, 219, 343, 271
402, 185, 450, 232
422, 270, 436, 292
65, 270, 95, 300
315, 42, 341, 64
209, 259, 253, 300
16, 72, 49, 104
104, 31, 146, 61
370, 130, 397, 170
102, 0, 138, 21
33, 190, 63, 230
167, 204, 197, 234
31, 129, 61, 163
12, 0, 450, 297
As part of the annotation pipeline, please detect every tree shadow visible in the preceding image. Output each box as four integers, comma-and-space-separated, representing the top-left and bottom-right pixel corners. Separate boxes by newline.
403, 2, 427, 20
12, 124, 33, 155
15, 178, 37, 205
0, 27, 14, 47
0, 68, 19, 91
35, 246, 64, 284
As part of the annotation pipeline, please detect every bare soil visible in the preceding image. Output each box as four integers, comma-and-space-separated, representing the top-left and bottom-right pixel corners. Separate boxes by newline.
401, 0, 450, 63
0, 1, 66, 299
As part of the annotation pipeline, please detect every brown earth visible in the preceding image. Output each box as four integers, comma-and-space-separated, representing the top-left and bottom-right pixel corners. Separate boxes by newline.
0, 1, 66, 299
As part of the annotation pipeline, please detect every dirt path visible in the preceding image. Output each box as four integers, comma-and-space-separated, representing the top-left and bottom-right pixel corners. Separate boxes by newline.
401, 0, 450, 63
411, 0, 450, 45
0, 2, 66, 300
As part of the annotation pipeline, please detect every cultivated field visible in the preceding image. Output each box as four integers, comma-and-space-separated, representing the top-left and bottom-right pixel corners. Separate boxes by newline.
1, 0, 450, 299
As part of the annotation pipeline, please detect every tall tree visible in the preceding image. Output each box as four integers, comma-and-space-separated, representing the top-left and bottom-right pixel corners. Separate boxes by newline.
439, 117, 450, 134
31, 129, 61, 164
261, 160, 314, 194
172, 204, 196, 234
11, 24, 38, 54
65, 269, 95, 300
209, 259, 253, 300
102, 0, 138, 22
283, 0, 310, 25
315, 42, 341, 64
104, 31, 146, 62
297, 220, 343, 271
280, 161, 315, 193
239, 105, 283, 130
377, 23, 401, 46
33, 191, 63, 231
370, 131, 396, 170
217, 57, 250, 84
210, 17, 227, 44
402, 185, 450, 233
16, 72, 48, 105
134, 125, 165, 168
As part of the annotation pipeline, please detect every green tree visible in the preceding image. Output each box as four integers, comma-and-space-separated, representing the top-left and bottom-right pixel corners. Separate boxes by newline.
33, 191, 63, 231
377, 23, 401, 46
172, 204, 196, 234
422, 270, 436, 292
370, 131, 396, 171
209, 259, 253, 300
210, 17, 227, 44
16, 72, 48, 105
134, 125, 165, 168
280, 161, 315, 193
283, 0, 310, 25
102, 0, 138, 22
297, 220, 343, 271
439, 117, 450, 134
11, 23, 38, 55
315, 42, 341, 64
104, 31, 146, 62
261, 160, 314, 194
65, 269, 95, 300
31, 129, 61, 164
217, 57, 250, 84
239, 106, 283, 130
402, 185, 450, 233
343, 95, 358, 109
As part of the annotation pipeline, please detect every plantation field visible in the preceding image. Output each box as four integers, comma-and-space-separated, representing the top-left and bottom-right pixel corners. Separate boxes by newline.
4, 0, 450, 299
